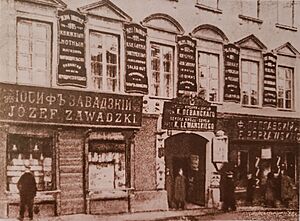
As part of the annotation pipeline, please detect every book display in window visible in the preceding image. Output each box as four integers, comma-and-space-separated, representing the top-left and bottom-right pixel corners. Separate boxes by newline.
7, 135, 53, 192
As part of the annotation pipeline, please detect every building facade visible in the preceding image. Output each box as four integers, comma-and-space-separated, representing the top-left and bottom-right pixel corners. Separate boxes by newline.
0, 0, 299, 218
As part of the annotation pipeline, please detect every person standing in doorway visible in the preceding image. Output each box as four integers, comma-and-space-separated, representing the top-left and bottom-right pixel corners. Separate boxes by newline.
280, 170, 295, 208
265, 172, 276, 207
165, 168, 173, 208
221, 171, 236, 212
246, 173, 256, 206
174, 168, 186, 210
17, 160, 37, 221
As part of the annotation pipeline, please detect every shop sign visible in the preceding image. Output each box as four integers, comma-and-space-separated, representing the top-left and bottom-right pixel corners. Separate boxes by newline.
261, 147, 272, 159
212, 136, 228, 163
235, 117, 300, 143
124, 23, 148, 94
162, 96, 217, 131
223, 43, 240, 102
0, 83, 142, 128
263, 53, 277, 107
58, 9, 86, 87
177, 36, 197, 94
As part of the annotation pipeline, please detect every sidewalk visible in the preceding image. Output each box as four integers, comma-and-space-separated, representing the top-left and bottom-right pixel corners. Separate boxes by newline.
3, 206, 298, 221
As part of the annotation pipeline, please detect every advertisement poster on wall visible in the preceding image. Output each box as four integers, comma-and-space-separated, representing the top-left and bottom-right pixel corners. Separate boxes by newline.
263, 53, 277, 107
58, 9, 87, 87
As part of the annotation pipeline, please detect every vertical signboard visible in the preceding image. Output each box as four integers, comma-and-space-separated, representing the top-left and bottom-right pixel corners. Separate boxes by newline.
263, 53, 277, 107
124, 23, 148, 94
58, 10, 86, 87
177, 36, 197, 95
223, 44, 240, 102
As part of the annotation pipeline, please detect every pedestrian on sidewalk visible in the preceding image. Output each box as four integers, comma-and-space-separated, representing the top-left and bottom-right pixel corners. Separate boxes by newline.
166, 168, 174, 208
265, 172, 275, 207
174, 168, 186, 210
17, 160, 37, 221
280, 170, 295, 208
221, 171, 236, 212
246, 173, 256, 206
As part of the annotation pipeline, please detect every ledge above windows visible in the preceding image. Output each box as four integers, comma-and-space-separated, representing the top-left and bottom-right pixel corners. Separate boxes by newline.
275, 23, 297, 32
238, 14, 263, 24
195, 3, 222, 14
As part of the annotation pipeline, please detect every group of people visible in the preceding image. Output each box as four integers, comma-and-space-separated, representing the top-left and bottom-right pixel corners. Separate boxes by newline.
260, 170, 295, 208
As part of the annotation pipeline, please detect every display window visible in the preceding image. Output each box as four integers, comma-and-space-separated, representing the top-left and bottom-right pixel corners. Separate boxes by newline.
88, 140, 127, 191
6, 134, 55, 193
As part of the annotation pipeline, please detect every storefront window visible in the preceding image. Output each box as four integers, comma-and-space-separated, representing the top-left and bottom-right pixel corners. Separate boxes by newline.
198, 52, 219, 102
150, 43, 174, 98
6, 134, 54, 192
17, 19, 51, 86
90, 32, 119, 92
277, 66, 293, 109
88, 141, 127, 190
241, 60, 259, 106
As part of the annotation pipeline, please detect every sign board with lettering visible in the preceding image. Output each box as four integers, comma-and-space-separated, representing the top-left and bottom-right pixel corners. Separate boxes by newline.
124, 23, 148, 94
212, 136, 228, 163
0, 83, 143, 128
235, 117, 300, 143
177, 36, 197, 94
263, 53, 277, 107
162, 96, 217, 131
223, 43, 240, 102
58, 9, 86, 87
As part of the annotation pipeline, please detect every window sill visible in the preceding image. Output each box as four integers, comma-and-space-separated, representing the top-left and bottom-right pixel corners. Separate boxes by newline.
238, 14, 263, 24
275, 23, 297, 32
195, 3, 222, 14
277, 108, 294, 112
241, 104, 262, 109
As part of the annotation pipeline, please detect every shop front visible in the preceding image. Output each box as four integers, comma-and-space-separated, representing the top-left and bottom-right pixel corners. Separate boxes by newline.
0, 82, 143, 218
218, 113, 300, 204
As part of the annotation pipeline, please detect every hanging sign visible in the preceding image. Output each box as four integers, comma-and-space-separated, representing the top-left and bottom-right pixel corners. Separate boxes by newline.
162, 96, 217, 131
223, 43, 240, 102
124, 23, 148, 94
212, 136, 228, 163
177, 36, 197, 95
58, 9, 86, 87
263, 53, 277, 107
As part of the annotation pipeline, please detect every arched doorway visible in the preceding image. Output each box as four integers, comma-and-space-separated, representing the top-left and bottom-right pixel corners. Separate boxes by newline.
165, 133, 207, 207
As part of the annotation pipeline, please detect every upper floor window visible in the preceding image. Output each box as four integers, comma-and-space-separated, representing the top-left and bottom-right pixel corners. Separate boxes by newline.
150, 43, 174, 98
197, 0, 219, 9
198, 52, 219, 102
241, 60, 259, 106
277, 0, 295, 27
17, 19, 51, 86
241, 0, 259, 18
277, 66, 293, 109
90, 32, 119, 92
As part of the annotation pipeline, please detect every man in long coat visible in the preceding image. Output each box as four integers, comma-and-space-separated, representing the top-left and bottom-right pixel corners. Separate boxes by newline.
17, 161, 37, 221
174, 168, 186, 210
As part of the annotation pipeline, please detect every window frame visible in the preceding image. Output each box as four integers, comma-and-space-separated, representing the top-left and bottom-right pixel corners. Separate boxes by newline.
277, 0, 295, 28
89, 30, 121, 93
195, 0, 222, 13
149, 42, 175, 99
276, 65, 294, 110
241, 59, 260, 107
16, 18, 52, 87
197, 51, 220, 102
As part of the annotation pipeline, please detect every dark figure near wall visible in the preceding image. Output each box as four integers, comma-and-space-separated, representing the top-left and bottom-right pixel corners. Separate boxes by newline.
174, 168, 186, 210
280, 170, 295, 208
265, 172, 276, 207
17, 161, 37, 221
246, 173, 256, 206
221, 171, 236, 212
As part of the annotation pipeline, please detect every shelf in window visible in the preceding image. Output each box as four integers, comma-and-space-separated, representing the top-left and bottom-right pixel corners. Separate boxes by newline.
275, 23, 297, 32
195, 3, 222, 14
238, 14, 263, 24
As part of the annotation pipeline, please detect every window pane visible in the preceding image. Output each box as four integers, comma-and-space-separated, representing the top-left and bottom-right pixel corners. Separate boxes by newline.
34, 41, 47, 55
34, 24, 48, 40
241, 60, 258, 105
198, 0, 218, 8
18, 22, 30, 38
277, 66, 293, 109
242, 0, 257, 18
278, 0, 293, 26
18, 39, 30, 54
17, 70, 31, 83
18, 55, 30, 68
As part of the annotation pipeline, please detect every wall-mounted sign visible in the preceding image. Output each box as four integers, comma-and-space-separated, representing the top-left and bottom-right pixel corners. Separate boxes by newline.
235, 117, 300, 143
124, 23, 148, 94
261, 147, 272, 159
0, 83, 143, 128
58, 9, 86, 87
162, 96, 217, 131
263, 53, 277, 107
212, 136, 228, 163
177, 36, 197, 94
223, 43, 240, 102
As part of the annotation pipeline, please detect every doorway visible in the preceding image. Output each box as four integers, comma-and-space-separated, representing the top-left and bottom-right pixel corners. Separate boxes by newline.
165, 133, 207, 207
